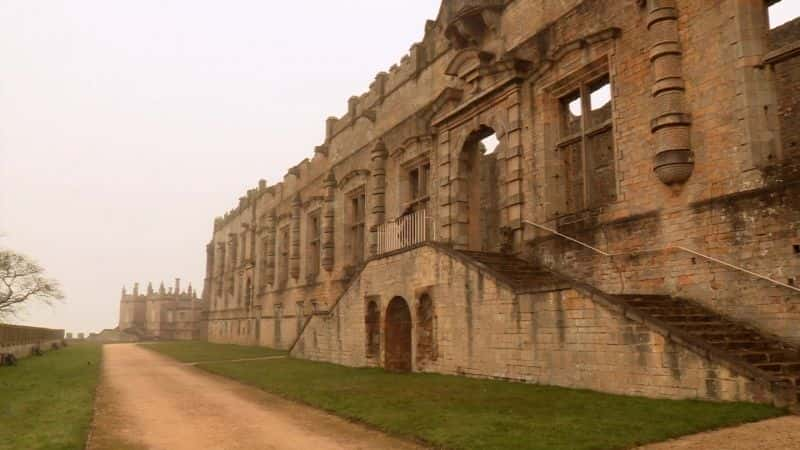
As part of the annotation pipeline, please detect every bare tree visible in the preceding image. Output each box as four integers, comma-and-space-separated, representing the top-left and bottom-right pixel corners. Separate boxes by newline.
0, 250, 64, 320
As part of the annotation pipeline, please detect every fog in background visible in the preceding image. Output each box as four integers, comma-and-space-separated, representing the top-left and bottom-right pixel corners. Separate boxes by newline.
1, 2, 797, 335
0, 0, 440, 334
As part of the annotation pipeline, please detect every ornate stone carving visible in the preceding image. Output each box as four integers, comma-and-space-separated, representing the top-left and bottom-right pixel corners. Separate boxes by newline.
290, 194, 301, 280
264, 213, 276, 287
322, 171, 336, 272
441, 0, 507, 52
369, 140, 388, 256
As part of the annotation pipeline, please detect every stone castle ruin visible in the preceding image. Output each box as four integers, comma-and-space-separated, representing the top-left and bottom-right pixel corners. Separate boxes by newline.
118, 278, 205, 340
202, 0, 800, 407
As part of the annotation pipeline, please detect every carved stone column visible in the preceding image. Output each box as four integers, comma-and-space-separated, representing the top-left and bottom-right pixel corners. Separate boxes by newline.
369, 140, 388, 256
647, 0, 693, 185
322, 171, 336, 271
204, 242, 214, 301
265, 212, 276, 286
290, 194, 301, 280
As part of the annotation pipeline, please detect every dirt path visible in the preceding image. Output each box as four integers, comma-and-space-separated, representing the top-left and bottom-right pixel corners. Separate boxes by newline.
636, 416, 800, 450
88, 343, 423, 450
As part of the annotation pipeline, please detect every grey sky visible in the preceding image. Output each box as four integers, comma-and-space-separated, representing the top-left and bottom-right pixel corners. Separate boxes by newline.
0, 0, 441, 334
1, 2, 797, 335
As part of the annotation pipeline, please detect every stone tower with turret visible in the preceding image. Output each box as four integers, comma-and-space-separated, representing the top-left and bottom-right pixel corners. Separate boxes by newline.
118, 277, 205, 340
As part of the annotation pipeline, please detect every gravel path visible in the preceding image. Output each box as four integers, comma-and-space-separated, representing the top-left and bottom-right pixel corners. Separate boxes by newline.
636, 416, 800, 450
88, 343, 423, 450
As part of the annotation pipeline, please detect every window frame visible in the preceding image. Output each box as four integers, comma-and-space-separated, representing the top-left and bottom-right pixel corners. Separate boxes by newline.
347, 187, 367, 265
555, 72, 616, 216
402, 157, 432, 213
306, 209, 322, 280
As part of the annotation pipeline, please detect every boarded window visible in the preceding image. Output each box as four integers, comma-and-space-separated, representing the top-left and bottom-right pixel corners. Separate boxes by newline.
416, 294, 435, 366
365, 300, 380, 358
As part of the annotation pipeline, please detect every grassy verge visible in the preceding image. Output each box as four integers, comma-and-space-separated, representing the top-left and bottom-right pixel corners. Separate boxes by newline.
141, 340, 286, 363
0, 343, 103, 450
146, 341, 785, 450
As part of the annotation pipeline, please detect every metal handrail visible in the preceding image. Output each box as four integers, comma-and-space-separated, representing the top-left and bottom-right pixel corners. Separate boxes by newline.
524, 220, 800, 294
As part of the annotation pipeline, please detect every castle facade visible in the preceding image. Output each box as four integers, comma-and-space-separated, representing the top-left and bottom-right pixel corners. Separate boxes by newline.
203, 0, 800, 407
119, 279, 205, 341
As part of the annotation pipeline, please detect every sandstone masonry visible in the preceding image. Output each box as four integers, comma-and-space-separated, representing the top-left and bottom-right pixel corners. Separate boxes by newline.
204, 0, 800, 406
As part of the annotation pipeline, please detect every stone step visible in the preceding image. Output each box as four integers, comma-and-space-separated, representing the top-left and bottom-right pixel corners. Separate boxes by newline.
458, 250, 800, 406
754, 362, 800, 374
734, 351, 799, 365
715, 341, 784, 352
650, 314, 718, 323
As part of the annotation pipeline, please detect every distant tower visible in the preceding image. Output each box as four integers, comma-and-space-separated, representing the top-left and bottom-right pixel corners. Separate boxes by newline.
175, 278, 181, 296
159, 282, 166, 295
147, 282, 154, 296
187, 283, 193, 297
133, 283, 139, 297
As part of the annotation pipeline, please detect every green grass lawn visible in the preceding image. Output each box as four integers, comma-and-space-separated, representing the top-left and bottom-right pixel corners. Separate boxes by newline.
145, 341, 785, 450
141, 340, 286, 363
0, 343, 102, 450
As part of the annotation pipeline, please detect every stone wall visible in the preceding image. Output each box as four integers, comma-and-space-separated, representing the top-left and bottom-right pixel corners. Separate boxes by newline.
292, 245, 780, 404
209, 0, 799, 404
770, 17, 800, 162
0, 324, 65, 359
529, 181, 800, 345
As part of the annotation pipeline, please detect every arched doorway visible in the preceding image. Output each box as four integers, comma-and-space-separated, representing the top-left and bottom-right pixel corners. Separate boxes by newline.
460, 126, 501, 252
385, 296, 412, 372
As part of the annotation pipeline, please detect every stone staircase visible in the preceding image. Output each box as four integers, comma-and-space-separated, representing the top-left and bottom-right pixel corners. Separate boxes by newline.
618, 295, 800, 405
457, 250, 567, 292
458, 250, 800, 407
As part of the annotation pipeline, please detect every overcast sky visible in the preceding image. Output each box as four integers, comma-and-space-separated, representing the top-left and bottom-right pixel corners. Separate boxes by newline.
0, 0, 441, 334
1, 2, 797, 334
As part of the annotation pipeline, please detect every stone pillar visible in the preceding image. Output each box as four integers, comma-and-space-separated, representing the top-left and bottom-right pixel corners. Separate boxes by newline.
265, 213, 276, 287
322, 171, 337, 271
502, 93, 524, 250
369, 140, 388, 256
647, 0, 693, 185
290, 194, 301, 280
216, 242, 225, 296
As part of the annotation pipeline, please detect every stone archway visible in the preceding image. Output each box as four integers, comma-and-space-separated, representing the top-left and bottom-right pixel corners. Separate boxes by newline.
460, 126, 502, 252
384, 296, 412, 372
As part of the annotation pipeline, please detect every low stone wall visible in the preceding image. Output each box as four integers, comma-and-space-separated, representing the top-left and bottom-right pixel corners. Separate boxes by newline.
1, 324, 65, 359
292, 245, 783, 405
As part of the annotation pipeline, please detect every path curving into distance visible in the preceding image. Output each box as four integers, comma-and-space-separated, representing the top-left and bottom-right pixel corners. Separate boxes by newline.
88, 343, 422, 450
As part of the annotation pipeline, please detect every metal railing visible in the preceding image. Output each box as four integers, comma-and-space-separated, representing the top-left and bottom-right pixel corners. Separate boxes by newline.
376, 209, 437, 255
524, 220, 800, 294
